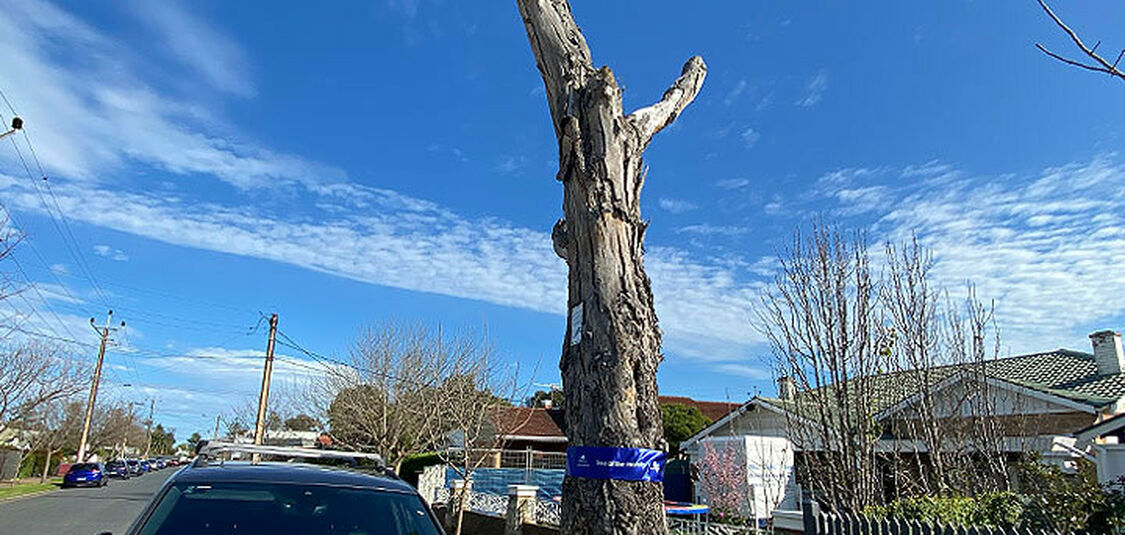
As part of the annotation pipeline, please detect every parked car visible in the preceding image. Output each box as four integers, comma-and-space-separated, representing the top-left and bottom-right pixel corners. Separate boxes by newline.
155, 459, 166, 469
105, 460, 131, 479
63, 462, 107, 488
139, 460, 151, 473
126, 459, 144, 476
124, 443, 443, 534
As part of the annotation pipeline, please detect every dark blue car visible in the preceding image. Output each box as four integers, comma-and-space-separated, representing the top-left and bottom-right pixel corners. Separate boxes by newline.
139, 460, 151, 473
63, 462, 107, 488
125, 443, 443, 535
105, 460, 131, 479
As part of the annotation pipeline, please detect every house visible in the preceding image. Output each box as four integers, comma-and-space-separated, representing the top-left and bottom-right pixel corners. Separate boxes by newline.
682, 330, 1125, 524
450, 395, 740, 454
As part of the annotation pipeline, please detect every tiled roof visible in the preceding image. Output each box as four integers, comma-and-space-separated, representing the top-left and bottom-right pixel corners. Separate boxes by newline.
492, 396, 740, 440
494, 407, 567, 438
658, 396, 740, 422
760, 349, 1125, 418
982, 349, 1125, 405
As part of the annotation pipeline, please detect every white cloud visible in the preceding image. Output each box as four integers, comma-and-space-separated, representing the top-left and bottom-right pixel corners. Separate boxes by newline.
0, 174, 764, 361
713, 363, 771, 380
0, 0, 340, 190
795, 68, 829, 107
494, 155, 528, 175
724, 79, 747, 106
92, 244, 129, 261
740, 127, 761, 149
677, 224, 750, 237
387, 0, 421, 18
861, 157, 1125, 355
128, 0, 255, 97
715, 178, 750, 190
658, 198, 699, 214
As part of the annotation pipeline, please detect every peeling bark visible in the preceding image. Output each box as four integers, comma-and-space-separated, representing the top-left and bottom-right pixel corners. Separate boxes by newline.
515, 2, 706, 533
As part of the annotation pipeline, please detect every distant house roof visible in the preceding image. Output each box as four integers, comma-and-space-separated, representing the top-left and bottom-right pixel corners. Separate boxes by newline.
494, 407, 567, 440
492, 395, 740, 442
774, 349, 1125, 416
685, 348, 1125, 448
658, 396, 741, 423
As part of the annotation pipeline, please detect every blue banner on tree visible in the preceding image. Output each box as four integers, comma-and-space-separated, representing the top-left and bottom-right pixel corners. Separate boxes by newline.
566, 446, 666, 482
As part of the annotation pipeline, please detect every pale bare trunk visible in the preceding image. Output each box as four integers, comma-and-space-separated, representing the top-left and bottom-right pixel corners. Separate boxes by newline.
40, 449, 52, 483
515, 1, 706, 533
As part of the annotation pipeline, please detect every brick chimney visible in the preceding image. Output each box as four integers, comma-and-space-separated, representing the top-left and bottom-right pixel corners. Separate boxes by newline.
777, 376, 796, 401
1090, 330, 1125, 376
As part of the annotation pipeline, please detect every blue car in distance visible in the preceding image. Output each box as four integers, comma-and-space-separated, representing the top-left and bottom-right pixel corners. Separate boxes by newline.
139, 460, 151, 473
63, 462, 107, 488
105, 460, 131, 479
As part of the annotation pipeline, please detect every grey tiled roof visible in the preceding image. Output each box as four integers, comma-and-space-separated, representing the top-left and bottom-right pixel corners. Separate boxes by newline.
983, 349, 1125, 406
759, 349, 1125, 417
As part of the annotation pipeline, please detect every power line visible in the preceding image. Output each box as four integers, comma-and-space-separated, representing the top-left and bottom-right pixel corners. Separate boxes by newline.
0, 91, 112, 309
8, 254, 83, 341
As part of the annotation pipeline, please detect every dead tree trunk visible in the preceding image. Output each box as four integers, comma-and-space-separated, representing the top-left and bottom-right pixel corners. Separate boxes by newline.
515, 2, 706, 534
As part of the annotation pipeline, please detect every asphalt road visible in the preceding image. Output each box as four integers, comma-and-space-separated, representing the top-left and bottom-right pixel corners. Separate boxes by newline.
0, 468, 176, 535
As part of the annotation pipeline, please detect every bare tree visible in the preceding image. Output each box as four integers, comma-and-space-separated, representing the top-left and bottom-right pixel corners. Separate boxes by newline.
880, 239, 1012, 498
425, 363, 527, 535
515, 2, 706, 533
24, 399, 78, 482
1035, 0, 1125, 81
756, 222, 884, 511
0, 343, 87, 438
759, 224, 1016, 510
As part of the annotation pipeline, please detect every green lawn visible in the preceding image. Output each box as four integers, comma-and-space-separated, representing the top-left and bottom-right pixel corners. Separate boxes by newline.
0, 478, 61, 501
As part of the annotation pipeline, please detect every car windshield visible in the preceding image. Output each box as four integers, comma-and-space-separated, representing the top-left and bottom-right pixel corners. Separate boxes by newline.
137, 482, 440, 535
69, 463, 98, 472
107, 462, 124, 468
128, 460, 138, 466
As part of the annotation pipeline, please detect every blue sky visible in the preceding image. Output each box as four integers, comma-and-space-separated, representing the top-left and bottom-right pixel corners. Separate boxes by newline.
1, 0, 1125, 438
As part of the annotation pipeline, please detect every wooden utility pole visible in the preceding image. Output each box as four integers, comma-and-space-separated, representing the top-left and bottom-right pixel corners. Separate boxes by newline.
252, 314, 279, 462
515, 1, 706, 533
77, 311, 124, 463
121, 401, 134, 460
212, 415, 222, 441
143, 399, 155, 458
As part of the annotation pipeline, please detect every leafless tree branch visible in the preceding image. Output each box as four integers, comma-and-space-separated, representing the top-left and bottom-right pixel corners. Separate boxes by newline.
1035, 0, 1125, 81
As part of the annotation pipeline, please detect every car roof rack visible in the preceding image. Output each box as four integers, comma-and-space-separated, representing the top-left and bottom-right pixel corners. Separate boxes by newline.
194, 440, 387, 470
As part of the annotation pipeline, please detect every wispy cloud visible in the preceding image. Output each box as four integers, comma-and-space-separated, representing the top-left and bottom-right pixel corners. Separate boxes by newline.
741, 127, 761, 149
387, 0, 421, 18
0, 0, 340, 190
92, 244, 129, 261
677, 224, 750, 237
658, 198, 699, 214
494, 155, 528, 175
795, 68, 829, 107
815, 156, 1125, 355
716, 178, 751, 190
724, 79, 747, 106
127, 0, 254, 97
0, 174, 763, 361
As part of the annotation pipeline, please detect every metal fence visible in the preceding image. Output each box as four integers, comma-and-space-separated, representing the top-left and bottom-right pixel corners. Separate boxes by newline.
801, 496, 1063, 535
445, 448, 567, 470
668, 518, 758, 535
